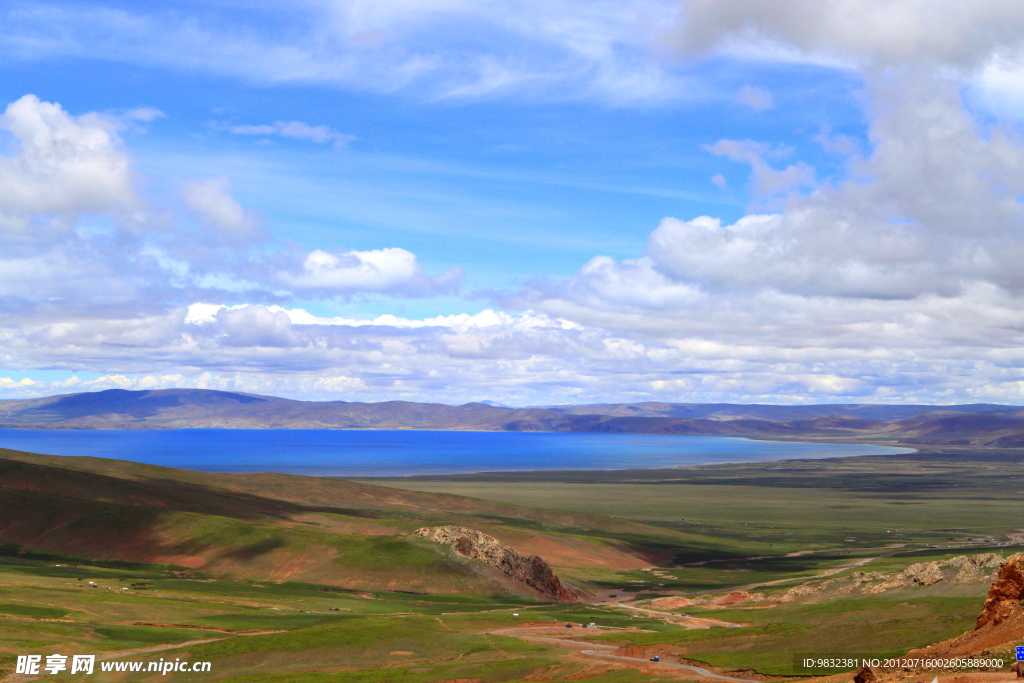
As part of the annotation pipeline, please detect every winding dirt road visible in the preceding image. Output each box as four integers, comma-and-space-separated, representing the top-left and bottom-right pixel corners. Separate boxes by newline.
484, 626, 759, 682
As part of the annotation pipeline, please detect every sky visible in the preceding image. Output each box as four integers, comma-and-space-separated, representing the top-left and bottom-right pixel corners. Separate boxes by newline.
4, 1, 1024, 406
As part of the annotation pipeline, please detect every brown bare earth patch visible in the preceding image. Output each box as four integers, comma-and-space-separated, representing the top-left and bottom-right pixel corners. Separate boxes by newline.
716, 591, 753, 605
651, 597, 692, 610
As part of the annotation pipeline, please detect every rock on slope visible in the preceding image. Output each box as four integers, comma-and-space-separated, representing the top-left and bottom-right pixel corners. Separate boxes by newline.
974, 551, 1024, 631
918, 552, 1024, 655
776, 553, 1003, 603
414, 525, 585, 601
848, 554, 1023, 682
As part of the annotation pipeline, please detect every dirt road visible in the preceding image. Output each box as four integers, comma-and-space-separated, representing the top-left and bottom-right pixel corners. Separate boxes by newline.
616, 604, 745, 628
484, 626, 759, 682
581, 651, 759, 682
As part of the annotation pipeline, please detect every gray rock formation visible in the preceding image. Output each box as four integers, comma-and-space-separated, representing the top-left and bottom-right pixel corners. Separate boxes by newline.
414, 525, 584, 601
779, 553, 1004, 602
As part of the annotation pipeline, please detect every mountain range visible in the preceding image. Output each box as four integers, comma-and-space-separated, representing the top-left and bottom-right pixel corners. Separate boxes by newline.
1, 388, 1024, 446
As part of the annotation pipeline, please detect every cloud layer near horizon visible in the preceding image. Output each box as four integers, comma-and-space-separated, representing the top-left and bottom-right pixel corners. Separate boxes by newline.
6, 1, 1024, 405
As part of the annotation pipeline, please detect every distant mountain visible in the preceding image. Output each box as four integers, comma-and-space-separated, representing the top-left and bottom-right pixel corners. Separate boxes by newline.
542, 401, 1018, 421
0, 389, 1023, 446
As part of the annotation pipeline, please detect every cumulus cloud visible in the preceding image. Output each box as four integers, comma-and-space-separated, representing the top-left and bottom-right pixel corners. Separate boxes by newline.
0, 94, 135, 237
686, 74, 1024, 300
479, 2, 1024, 402
276, 248, 461, 298
676, 0, 1024, 69
8, 4, 1024, 405
0, 306, 613, 403
5, 291, 1024, 405
227, 120, 356, 148
0, 94, 458, 316
213, 305, 301, 348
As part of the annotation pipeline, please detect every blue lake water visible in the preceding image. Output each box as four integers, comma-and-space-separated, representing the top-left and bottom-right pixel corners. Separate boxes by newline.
0, 429, 914, 477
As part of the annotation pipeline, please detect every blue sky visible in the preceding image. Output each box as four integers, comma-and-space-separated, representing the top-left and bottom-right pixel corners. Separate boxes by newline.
3, 0, 1024, 405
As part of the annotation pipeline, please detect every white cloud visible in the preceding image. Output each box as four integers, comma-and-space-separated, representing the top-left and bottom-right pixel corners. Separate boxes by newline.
813, 127, 858, 155
214, 305, 301, 348
187, 303, 525, 330
5, 289, 1024, 405
0, 94, 135, 236
476, 7, 1024, 404
737, 85, 773, 110
181, 177, 265, 243
123, 107, 164, 122
276, 248, 461, 297
8, 6, 1024, 405
6, 1, 1024, 109
228, 120, 356, 148
0, 94, 459, 315
705, 139, 815, 197
0, 1, 690, 105
675, 0, 1024, 69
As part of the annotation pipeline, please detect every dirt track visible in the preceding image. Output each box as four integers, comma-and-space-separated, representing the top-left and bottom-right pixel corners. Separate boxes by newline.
483, 626, 759, 682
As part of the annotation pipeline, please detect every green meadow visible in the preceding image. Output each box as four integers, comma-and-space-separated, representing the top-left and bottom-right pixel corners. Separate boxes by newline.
1, 447, 1021, 681
371, 449, 1024, 546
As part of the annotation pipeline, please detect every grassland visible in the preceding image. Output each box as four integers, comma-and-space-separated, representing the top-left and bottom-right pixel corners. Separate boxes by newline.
589, 595, 985, 676
1, 446, 1021, 681
368, 448, 1024, 549
0, 553, 684, 683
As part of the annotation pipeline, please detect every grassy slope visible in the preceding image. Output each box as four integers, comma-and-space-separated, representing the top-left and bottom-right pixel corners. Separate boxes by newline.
0, 448, 703, 595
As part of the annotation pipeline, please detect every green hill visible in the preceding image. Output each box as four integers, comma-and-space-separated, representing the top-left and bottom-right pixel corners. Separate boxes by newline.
0, 447, 701, 596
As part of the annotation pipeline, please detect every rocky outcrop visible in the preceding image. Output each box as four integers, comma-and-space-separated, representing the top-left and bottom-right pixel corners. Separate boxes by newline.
414, 525, 584, 601
852, 665, 878, 683
778, 553, 1003, 602
913, 553, 1024, 656
975, 552, 1024, 629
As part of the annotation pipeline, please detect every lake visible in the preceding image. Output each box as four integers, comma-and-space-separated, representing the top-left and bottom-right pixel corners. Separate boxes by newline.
0, 429, 914, 477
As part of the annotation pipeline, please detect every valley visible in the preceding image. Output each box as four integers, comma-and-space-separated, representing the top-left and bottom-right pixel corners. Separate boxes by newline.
0, 442, 1023, 682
